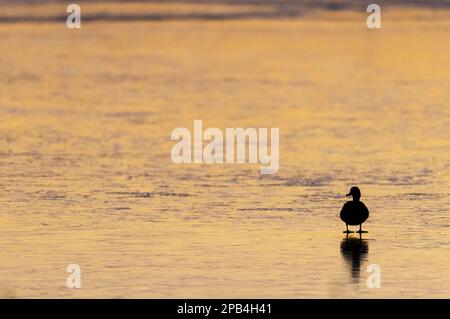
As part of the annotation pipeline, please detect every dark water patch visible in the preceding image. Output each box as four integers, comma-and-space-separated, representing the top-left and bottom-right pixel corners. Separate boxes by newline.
364, 174, 431, 186
384, 179, 429, 186
2, 1, 447, 25
107, 191, 154, 198
324, 2, 347, 11
238, 207, 294, 212
284, 176, 332, 187
402, 192, 443, 200
156, 192, 193, 197
193, 184, 218, 188
3, 73, 40, 83
107, 191, 193, 198
37, 191, 66, 200
416, 168, 434, 177
258, 174, 333, 187
0, 11, 299, 24
263, 183, 287, 187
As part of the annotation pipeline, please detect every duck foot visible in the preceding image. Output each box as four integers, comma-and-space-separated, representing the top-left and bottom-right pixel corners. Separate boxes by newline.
356, 230, 368, 234
343, 230, 354, 234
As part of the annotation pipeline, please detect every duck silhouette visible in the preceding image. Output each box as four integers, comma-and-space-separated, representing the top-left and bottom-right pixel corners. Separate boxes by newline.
340, 186, 369, 234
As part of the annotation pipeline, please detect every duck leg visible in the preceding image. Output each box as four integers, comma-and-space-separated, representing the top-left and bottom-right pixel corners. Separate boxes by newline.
343, 224, 354, 234
356, 224, 368, 234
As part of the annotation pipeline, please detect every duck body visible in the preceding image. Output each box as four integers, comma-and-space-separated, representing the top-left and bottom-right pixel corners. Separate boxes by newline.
340, 201, 369, 225
340, 186, 370, 233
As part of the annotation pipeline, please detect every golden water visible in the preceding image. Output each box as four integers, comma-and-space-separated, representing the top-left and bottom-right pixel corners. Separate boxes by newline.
0, 4, 449, 298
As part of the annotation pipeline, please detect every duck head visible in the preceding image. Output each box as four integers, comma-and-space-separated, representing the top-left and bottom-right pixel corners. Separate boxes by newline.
346, 186, 361, 201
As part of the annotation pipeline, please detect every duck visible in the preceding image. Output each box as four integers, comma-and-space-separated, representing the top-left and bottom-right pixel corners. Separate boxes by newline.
340, 186, 369, 234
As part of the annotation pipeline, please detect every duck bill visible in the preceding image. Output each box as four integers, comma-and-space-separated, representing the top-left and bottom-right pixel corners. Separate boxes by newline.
345, 192, 351, 197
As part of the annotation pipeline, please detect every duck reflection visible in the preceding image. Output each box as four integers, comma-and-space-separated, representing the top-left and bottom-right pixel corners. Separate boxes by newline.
340, 235, 369, 281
